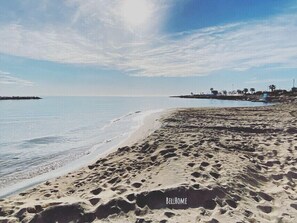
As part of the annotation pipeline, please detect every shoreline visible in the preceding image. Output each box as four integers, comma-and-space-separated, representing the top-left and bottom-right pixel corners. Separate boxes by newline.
0, 105, 256, 199
1, 103, 296, 222
0, 109, 166, 199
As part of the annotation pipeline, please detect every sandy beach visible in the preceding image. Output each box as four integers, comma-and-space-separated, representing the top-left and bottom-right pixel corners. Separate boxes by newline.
0, 103, 297, 223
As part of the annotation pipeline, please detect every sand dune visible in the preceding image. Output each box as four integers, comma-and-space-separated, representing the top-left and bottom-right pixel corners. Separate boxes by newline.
0, 103, 297, 222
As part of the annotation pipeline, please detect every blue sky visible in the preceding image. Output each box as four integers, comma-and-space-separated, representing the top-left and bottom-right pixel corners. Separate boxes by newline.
0, 0, 296, 96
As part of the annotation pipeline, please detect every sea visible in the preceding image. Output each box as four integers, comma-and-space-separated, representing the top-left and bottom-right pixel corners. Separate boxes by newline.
0, 96, 265, 197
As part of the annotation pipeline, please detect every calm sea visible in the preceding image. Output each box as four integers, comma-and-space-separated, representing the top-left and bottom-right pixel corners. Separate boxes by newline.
0, 96, 264, 197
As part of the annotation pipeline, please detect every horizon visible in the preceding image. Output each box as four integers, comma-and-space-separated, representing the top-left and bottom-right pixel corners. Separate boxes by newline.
0, 83, 296, 97
0, 0, 297, 96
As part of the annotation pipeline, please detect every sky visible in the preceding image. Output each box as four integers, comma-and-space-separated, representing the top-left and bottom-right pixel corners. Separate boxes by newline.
0, 0, 296, 96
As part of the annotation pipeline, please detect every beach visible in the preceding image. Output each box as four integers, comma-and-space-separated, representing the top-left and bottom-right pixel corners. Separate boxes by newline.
0, 103, 297, 223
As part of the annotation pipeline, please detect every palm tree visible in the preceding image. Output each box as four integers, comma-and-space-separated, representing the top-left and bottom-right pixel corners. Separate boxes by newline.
210, 88, 214, 93
269, 85, 276, 92
250, 88, 255, 94
243, 88, 249, 94
237, 89, 243, 94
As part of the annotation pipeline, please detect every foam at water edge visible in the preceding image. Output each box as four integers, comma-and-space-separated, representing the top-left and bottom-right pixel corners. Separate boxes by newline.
0, 109, 163, 198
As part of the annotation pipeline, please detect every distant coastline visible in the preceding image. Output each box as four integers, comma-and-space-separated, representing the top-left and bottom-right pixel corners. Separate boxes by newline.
172, 92, 297, 103
0, 96, 42, 100
171, 94, 265, 102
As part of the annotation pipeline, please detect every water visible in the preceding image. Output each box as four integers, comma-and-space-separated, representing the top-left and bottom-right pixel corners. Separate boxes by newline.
0, 96, 264, 197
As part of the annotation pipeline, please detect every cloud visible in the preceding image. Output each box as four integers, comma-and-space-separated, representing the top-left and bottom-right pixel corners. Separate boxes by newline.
0, 71, 33, 86
123, 15, 297, 77
0, 1, 296, 77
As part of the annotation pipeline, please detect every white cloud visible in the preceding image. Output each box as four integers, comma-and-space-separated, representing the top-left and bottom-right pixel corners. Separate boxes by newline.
0, 1, 296, 77
0, 71, 33, 86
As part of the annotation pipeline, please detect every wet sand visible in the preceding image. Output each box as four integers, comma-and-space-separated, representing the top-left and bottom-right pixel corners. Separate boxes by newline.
0, 103, 297, 223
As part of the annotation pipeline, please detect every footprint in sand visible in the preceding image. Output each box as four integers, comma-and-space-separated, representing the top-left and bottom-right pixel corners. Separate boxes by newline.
257, 205, 272, 213
164, 211, 175, 218
90, 188, 102, 195
210, 172, 220, 179
207, 218, 219, 223
27, 205, 43, 214
226, 199, 237, 209
89, 198, 100, 206
191, 172, 201, 178
188, 163, 195, 167
201, 161, 210, 167
192, 184, 200, 189
257, 192, 273, 201
205, 153, 213, 159
290, 203, 297, 210
213, 163, 222, 170
44, 193, 51, 198
126, 193, 135, 202
132, 182, 142, 188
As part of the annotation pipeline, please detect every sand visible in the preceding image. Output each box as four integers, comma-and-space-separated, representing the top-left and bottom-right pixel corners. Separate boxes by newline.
0, 103, 296, 223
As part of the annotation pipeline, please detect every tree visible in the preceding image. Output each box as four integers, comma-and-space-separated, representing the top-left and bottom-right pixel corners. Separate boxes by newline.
222, 90, 227, 95
237, 89, 243, 94
243, 88, 249, 94
250, 88, 255, 94
269, 85, 276, 92
210, 88, 214, 93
